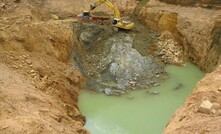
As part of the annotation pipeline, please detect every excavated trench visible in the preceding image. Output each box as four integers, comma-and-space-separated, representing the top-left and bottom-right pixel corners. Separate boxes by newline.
71, 20, 205, 133
72, 1, 221, 132
1, 0, 220, 133
73, 22, 166, 95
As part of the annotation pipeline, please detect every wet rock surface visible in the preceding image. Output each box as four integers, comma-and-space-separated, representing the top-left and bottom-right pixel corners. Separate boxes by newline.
103, 34, 164, 90
73, 22, 165, 95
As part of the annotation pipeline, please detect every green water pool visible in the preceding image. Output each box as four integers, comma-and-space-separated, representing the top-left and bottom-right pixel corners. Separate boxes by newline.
78, 64, 204, 134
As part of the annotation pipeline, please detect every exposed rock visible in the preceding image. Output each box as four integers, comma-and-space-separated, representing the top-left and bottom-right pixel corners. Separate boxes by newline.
51, 14, 59, 20
78, 24, 105, 50
155, 32, 184, 65
153, 83, 160, 87
75, 23, 165, 95
211, 109, 219, 116
198, 100, 213, 114
164, 65, 221, 133
105, 34, 164, 90
147, 90, 160, 95
25, 59, 32, 64
129, 80, 137, 87
138, 0, 221, 72
104, 88, 113, 96
30, 69, 36, 73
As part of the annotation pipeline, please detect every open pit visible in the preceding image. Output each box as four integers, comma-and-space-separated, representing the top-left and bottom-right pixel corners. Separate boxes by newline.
0, 0, 221, 134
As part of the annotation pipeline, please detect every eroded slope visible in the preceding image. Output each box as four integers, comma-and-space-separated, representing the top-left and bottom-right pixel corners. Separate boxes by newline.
0, 0, 88, 133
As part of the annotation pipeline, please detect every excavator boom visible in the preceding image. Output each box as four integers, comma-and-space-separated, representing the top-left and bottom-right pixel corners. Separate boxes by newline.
90, 0, 134, 30
91, 0, 120, 19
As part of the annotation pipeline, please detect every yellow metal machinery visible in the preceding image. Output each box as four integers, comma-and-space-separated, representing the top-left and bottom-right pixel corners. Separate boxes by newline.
90, 0, 134, 31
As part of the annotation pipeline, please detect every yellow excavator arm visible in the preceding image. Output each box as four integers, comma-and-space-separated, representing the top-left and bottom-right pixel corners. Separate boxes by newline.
90, 0, 120, 19
90, 0, 134, 30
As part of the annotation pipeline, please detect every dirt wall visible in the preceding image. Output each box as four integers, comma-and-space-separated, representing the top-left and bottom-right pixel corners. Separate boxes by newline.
160, 0, 221, 5
137, 0, 221, 72
135, 1, 221, 133
163, 65, 221, 133
0, 52, 87, 134
159, 0, 221, 8
0, 0, 88, 133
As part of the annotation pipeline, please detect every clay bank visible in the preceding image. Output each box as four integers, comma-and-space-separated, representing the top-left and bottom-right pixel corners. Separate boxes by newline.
0, 0, 221, 134
135, 0, 221, 133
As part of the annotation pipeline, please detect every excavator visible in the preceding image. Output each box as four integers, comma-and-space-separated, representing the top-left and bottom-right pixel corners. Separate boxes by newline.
89, 0, 134, 31
77, 0, 134, 31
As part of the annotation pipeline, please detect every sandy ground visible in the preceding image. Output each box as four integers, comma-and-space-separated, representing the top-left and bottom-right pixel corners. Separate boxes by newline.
0, 52, 87, 134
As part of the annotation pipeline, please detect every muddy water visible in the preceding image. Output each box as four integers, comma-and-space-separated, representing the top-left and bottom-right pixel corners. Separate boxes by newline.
78, 64, 204, 134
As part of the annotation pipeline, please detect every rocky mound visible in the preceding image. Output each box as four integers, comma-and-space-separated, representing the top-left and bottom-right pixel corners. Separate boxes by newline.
72, 22, 167, 96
